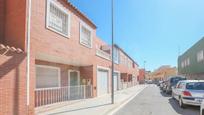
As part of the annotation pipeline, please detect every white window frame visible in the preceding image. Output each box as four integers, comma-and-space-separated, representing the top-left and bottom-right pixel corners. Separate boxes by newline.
197, 50, 204, 62
35, 65, 61, 89
68, 70, 80, 86
46, 0, 71, 38
80, 21, 93, 48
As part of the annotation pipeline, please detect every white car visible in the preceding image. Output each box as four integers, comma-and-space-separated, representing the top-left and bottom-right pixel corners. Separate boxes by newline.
172, 80, 204, 108
201, 101, 204, 115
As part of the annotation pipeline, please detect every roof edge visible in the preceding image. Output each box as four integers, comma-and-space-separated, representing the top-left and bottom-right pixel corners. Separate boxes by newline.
64, 0, 97, 29
114, 44, 139, 66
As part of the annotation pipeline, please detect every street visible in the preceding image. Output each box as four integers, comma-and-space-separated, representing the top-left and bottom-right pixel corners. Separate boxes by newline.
114, 85, 200, 115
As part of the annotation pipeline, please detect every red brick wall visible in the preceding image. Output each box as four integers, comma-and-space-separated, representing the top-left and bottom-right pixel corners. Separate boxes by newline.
0, 50, 27, 115
138, 69, 145, 81
30, 0, 96, 66
0, 0, 5, 43
4, 0, 27, 50
80, 66, 94, 85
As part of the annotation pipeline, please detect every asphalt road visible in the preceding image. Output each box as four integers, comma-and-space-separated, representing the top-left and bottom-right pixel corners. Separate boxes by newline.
114, 85, 200, 115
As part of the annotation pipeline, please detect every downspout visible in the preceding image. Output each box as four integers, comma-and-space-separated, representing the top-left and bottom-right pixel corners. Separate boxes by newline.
26, 0, 32, 112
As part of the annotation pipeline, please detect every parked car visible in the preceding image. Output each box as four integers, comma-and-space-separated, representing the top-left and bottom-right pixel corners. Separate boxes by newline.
172, 80, 204, 108
165, 76, 186, 94
146, 80, 153, 84
161, 80, 168, 92
200, 100, 204, 115
157, 80, 163, 86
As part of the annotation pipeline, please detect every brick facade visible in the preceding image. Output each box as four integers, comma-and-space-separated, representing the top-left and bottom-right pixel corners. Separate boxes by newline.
4, 0, 27, 50
0, 0, 139, 115
0, 49, 27, 115
0, 0, 5, 43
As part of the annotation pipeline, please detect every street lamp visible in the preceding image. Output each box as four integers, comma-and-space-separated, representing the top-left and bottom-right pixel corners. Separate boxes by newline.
111, 0, 114, 104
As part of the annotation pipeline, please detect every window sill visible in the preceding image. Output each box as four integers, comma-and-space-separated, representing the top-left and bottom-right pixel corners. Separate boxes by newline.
80, 42, 92, 49
46, 26, 70, 39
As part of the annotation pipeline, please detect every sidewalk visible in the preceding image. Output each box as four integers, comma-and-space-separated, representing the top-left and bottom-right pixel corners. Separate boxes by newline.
37, 85, 147, 115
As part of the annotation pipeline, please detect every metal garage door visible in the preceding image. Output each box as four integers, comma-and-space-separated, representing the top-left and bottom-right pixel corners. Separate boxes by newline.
97, 69, 108, 96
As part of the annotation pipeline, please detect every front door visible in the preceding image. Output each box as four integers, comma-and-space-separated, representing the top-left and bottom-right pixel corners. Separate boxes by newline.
69, 70, 80, 100
70, 71, 80, 86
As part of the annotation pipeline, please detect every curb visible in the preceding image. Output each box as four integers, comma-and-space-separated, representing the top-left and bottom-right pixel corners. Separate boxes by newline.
105, 85, 147, 115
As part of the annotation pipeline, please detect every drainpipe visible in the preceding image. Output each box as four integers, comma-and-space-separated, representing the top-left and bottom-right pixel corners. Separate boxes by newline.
26, 0, 32, 112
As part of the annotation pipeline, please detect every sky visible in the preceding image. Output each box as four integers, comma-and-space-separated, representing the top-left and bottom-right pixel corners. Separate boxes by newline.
69, 0, 204, 71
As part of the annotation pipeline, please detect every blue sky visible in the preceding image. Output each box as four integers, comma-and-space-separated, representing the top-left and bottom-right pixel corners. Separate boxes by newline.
69, 0, 204, 71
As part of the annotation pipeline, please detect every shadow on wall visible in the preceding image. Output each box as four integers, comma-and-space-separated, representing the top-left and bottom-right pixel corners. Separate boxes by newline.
0, 49, 26, 115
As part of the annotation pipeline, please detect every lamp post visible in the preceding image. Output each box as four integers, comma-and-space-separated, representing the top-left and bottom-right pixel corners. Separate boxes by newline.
111, 0, 114, 104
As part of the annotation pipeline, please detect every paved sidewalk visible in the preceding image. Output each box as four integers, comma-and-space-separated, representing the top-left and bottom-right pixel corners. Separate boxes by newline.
37, 85, 147, 115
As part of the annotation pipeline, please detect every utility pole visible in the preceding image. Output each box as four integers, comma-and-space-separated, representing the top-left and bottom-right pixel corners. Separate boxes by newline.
111, 0, 114, 104
144, 61, 146, 80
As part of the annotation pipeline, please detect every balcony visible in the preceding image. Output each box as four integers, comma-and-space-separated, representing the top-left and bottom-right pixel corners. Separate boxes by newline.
96, 48, 111, 61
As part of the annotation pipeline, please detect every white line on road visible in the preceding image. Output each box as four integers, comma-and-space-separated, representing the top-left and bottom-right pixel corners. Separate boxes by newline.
107, 85, 148, 115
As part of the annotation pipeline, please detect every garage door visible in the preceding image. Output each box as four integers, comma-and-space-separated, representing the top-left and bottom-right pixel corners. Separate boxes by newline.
114, 72, 119, 91
97, 69, 108, 96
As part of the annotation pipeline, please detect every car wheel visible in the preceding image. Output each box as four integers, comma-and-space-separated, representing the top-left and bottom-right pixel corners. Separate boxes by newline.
179, 97, 186, 108
202, 109, 204, 115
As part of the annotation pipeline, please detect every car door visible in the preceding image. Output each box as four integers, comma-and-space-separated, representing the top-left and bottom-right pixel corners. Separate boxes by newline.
177, 82, 186, 99
174, 82, 183, 100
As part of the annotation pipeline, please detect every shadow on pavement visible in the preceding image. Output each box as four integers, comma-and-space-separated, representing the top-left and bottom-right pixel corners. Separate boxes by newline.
160, 91, 171, 97
168, 98, 200, 115
47, 103, 112, 115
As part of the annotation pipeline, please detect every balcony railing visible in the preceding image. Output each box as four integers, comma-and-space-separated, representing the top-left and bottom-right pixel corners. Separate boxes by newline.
35, 85, 93, 107
96, 49, 111, 60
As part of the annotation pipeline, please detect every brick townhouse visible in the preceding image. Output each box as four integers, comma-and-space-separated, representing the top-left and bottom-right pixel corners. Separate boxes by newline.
0, 0, 139, 115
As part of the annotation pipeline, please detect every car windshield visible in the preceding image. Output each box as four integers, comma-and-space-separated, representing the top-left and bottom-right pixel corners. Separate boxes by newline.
186, 82, 204, 90
170, 77, 186, 85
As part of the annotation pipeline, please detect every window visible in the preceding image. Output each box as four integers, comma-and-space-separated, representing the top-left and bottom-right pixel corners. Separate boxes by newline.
197, 50, 204, 62
113, 47, 119, 64
177, 82, 185, 89
80, 22, 92, 48
186, 58, 190, 66
181, 58, 190, 68
186, 82, 204, 90
36, 65, 60, 89
181, 61, 184, 68
46, 0, 70, 37
133, 63, 135, 68
128, 60, 132, 68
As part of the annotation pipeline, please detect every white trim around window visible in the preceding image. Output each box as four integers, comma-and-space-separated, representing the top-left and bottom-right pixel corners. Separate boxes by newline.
80, 21, 93, 48
35, 65, 61, 89
46, 0, 71, 38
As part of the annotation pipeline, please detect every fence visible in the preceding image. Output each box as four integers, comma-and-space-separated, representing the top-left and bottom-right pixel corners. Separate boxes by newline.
35, 85, 93, 107
119, 81, 138, 90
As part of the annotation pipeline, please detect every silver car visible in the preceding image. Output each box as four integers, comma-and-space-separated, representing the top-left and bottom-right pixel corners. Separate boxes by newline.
200, 100, 204, 115
172, 80, 204, 108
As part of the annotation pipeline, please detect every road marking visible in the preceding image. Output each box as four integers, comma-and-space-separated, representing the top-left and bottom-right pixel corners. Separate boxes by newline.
107, 85, 148, 115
